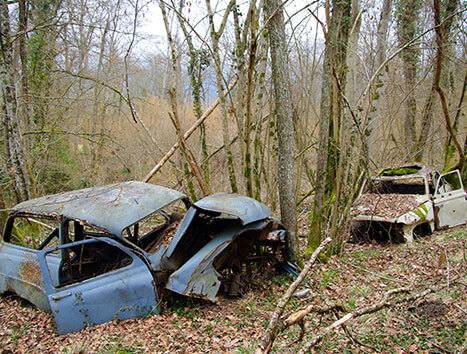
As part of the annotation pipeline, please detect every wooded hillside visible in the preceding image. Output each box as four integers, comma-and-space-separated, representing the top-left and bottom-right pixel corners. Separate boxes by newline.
1, 0, 466, 253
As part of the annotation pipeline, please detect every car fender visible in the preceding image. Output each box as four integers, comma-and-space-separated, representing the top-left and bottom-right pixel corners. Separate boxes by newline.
165, 220, 269, 302
396, 200, 434, 225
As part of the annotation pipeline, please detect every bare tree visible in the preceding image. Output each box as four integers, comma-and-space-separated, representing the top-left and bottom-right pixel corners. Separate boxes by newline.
307, 0, 352, 254
433, 0, 464, 173
0, 0, 30, 202
361, 0, 393, 168
396, 0, 421, 158
176, 0, 211, 185
264, 0, 299, 262
160, 0, 199, 199
205, 0, 239, 193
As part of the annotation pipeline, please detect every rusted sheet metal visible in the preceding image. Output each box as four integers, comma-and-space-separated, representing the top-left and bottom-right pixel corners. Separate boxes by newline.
396, 201, 434, 225
165, 227, 236, 301
166, 220, 266, 302
1, 182, 287, 335
0, 243, 51, 310
194, 193, 272, 225
165, 207, 197, 259
434, 174, 467, 228
12, 181, 187, 237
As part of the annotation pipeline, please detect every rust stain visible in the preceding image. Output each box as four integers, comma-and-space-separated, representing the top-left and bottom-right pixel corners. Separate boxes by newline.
19, 259, 42, 286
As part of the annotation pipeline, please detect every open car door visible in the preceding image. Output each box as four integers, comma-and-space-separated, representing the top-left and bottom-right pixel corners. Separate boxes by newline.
37, 238, 159, 335
433, 170, 467, 229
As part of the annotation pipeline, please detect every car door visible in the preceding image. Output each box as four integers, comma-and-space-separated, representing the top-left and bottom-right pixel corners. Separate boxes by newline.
37, 237, 159, 335
433, 170, 467, 229
0, 241, 50, 310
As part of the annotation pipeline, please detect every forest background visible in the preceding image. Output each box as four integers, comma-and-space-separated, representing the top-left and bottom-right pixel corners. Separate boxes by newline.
1, 0, 466, 260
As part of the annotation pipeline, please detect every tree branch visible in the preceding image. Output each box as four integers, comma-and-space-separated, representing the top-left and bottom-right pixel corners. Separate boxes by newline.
256, 237, 332, 354
299, 287, 440, 353
143, 77, 238, 182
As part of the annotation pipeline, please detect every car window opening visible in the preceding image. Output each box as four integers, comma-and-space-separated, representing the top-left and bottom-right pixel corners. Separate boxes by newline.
50, 241, 133, 288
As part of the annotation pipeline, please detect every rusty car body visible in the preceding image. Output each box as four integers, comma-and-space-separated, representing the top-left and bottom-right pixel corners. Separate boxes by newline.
350, 164, 467, 242
0, 181, 286, 335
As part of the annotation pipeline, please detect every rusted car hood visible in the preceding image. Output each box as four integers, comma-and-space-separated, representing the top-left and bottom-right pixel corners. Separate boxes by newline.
194, 193, 272, 224
11, 181, 187, 236
351, 193, 429, 220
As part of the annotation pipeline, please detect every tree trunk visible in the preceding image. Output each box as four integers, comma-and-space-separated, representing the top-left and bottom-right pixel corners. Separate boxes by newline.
160, 0, 197, 200
18, 0, 31, 125
307, 0, 352, 254
433, 0, 464, 173
177, 0, 210, 185
330, 0, 361, 248
415, 0, 459, 162
362, 0, 392, 168
264, 0, 299, 262
0, 0, 30, 202
244, 4, 258, 198
396, 0, 421, 158
168, 88, 212, 197
206, 0, 238, 193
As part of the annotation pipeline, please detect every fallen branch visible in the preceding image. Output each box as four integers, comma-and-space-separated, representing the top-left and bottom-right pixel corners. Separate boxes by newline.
256, 237, 332, 354
282, 303, 345, 330
143, 77, 238, 183
298, 287, 435, 353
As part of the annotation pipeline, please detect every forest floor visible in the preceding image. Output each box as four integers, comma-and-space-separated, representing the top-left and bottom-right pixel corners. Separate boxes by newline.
0, 221, 466, 353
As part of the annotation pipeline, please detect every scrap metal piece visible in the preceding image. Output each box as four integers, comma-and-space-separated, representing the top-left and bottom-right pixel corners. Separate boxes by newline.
37, 237, 159, 335
165, 207, 198, 259
0, 243, 50, 310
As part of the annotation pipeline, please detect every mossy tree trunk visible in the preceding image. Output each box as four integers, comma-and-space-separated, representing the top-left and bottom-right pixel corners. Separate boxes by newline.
432, 0, 465, 175
396, 0, 421, 159
307, 0, 352, 255
176, 0, 211, 186
362, 0, 392, 170
264, 0, 299, 262
0, 0, 30, 202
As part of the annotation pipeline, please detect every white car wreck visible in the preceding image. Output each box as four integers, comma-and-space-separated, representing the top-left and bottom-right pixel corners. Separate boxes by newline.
350, 164, 467, 243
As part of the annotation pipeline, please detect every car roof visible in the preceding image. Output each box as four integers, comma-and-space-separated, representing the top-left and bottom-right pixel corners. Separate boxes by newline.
372, 163, 435, 181
11, 181, 187, 236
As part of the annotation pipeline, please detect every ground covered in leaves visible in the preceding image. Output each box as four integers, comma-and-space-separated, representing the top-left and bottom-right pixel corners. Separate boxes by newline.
1, 225, 465, 353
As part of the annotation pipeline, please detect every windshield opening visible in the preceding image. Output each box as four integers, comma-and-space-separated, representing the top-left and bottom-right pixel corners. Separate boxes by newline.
364, 177, 427, 195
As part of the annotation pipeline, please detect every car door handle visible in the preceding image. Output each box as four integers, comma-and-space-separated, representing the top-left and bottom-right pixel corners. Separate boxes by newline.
51, 292, 72, 301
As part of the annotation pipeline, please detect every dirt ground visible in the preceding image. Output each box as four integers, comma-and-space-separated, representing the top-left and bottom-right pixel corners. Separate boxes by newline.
0, 224, 465, 353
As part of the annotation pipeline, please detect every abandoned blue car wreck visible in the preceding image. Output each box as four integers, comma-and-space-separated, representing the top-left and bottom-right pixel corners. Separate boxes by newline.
0, 181, 286, 335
